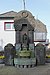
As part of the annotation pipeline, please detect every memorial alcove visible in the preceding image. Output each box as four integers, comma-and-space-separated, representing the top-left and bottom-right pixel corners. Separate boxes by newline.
14, 10, 35, 44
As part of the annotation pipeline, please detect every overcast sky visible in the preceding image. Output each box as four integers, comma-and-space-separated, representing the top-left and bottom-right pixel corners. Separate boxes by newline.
0, 0, 50, 41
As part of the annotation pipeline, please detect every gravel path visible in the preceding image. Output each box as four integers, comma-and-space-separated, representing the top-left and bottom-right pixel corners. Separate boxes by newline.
0, 63, 50, 75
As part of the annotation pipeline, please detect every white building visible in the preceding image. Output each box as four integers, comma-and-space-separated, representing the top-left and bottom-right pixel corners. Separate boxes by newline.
0, 11, 48, 50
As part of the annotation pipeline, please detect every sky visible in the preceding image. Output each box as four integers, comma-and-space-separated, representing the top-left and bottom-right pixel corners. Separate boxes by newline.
0, 0, 50, 42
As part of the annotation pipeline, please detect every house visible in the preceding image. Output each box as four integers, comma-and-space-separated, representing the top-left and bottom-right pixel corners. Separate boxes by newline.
0, 10, 48, 50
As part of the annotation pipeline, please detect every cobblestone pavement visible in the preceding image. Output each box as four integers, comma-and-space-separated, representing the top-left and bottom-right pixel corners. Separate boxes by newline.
0, 63, 50, 75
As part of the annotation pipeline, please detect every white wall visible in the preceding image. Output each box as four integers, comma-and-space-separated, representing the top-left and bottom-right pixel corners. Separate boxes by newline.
0, 20, 15, 49
0, 19, 47, 49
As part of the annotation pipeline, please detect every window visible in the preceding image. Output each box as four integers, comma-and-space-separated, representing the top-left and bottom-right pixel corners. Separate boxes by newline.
4, 22, 14, 30
5, 23, 11, 29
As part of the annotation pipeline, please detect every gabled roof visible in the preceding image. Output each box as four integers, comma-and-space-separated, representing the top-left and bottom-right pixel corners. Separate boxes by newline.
0, 11, 17, 18
35, 19, 47, 32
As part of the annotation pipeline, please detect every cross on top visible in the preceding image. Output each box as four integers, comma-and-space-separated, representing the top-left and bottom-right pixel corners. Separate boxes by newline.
23, 0, 26, 10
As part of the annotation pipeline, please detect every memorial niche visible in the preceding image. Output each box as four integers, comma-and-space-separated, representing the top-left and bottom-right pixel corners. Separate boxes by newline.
14, 11, 35, 51
23, 33, 27, 43
20, 24, 29, 50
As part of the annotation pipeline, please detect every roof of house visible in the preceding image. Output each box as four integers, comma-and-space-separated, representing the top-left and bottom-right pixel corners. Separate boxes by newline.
0, 11, 17, 18
35, 19, 47, 32
0, 10, 47, 32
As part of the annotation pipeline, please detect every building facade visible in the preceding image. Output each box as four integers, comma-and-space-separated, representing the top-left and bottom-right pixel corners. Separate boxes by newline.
0, 10, 47, 50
